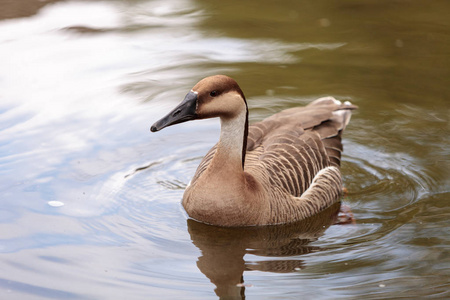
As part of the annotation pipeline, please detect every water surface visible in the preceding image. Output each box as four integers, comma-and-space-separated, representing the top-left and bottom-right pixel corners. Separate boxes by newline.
0, 0, 449, 299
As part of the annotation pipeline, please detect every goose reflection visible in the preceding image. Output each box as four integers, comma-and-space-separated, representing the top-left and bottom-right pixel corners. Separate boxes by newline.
187, 202, 342, 299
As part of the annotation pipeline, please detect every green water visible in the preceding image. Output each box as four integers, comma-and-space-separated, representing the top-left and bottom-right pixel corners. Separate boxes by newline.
0, 0, 448, 299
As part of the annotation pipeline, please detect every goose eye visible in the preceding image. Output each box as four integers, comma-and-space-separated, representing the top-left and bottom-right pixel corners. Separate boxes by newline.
209, 90, 218, 97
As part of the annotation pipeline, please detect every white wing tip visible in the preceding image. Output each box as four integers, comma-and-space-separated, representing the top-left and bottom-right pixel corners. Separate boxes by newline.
311, 96, 341, 106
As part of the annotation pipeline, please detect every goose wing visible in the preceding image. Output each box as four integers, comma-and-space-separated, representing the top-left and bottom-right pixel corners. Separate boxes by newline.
244, 97, 356, 197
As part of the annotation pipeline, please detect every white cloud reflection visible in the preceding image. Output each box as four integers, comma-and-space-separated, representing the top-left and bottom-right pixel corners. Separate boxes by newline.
0, 0, 344, 219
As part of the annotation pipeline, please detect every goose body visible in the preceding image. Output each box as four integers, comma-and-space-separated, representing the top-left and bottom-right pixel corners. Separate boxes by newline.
151, 75, 356, 226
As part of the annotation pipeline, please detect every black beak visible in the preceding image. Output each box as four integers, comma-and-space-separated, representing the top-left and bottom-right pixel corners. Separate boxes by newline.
151, 91, 198, 132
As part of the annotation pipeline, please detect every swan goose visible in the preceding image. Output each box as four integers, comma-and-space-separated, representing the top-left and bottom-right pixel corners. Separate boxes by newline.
151, 75, 356, 226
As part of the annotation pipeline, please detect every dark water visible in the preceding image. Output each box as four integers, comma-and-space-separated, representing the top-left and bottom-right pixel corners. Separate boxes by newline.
0, 0, 449, 299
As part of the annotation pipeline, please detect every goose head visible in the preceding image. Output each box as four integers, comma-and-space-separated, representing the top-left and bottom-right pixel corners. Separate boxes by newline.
151, 75, 247, 132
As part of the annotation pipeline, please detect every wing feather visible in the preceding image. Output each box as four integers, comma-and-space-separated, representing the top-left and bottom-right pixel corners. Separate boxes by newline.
244, 97, 356, 198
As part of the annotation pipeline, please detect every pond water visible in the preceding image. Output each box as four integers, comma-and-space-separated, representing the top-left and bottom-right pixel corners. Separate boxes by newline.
0, 0, 449, 299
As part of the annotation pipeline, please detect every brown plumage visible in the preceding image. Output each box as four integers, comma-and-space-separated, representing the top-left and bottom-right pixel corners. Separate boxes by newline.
151, 75, 357, 226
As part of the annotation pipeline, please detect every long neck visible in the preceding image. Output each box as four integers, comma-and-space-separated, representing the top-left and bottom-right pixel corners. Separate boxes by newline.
216, 107, 248, 170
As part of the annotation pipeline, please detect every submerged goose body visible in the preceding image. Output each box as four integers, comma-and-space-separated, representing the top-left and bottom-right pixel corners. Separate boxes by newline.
151, 75, 356, 226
